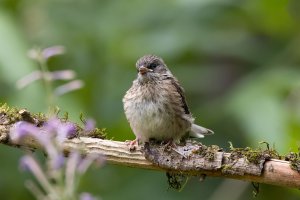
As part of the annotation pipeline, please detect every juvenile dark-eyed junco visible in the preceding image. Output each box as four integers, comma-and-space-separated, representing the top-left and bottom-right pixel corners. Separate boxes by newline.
123, 55, 213, 150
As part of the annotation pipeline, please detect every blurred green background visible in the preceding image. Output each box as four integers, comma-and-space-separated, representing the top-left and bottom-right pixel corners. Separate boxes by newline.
1, 0, 300, 199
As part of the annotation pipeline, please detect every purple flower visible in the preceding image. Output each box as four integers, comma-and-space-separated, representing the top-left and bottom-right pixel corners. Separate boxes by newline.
56, 122, 77, 143
80, 193, 98, 200
43, 118, 61, 134
54, 80, 84, 96
10, 121, 48, 146
84, 119, 95, 132
16, 70, 77, 89
65, 152, 81, 196
19, 155, 56, 196
43, 118, 76, 142
77, 153, 105, 174
10, 121, 39, 141
50, 70, 76, 81
42, 46, 65, 60
11, 119, 77, 173
28, 46, 65, 62
12, 117, 102, 199
50, 153, 65, 170
16, 71, 43, 89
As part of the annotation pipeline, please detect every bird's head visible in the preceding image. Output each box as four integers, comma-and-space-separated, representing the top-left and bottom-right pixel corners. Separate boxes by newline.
135, 55, 171, 83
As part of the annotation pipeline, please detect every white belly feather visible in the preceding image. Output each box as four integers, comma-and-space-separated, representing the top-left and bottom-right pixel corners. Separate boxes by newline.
125, 98, 176, 142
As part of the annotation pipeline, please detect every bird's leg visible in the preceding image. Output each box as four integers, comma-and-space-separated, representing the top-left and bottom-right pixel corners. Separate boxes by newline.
125, 138, 139, 151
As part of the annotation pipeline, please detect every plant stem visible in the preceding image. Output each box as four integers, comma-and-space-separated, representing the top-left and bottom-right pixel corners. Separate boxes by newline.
39, 58, 55, 116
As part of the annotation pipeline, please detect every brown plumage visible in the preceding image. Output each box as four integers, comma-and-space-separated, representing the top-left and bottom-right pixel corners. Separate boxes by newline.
123, 55, 213, 149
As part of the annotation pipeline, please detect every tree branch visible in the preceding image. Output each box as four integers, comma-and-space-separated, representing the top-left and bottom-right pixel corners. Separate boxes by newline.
1, 105, 300, 189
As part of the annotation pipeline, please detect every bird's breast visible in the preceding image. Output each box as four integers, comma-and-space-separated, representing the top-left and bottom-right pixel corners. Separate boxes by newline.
123, 83, 175, 139
124, 83, 170, 122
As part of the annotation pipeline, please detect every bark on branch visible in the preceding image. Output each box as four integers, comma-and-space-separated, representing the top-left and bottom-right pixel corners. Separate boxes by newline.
0, 106, 300, 189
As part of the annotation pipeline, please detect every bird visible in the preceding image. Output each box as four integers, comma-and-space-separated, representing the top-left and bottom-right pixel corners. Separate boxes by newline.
123, 55, 213, 150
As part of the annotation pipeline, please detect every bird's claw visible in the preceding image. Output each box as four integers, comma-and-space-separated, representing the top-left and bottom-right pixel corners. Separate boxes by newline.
163, 140, 187, 158
125, 138, 139, 151
162, 140, 176, 152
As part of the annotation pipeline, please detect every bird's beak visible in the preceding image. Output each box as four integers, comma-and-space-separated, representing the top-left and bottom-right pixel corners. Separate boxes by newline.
139, 66, 152, 75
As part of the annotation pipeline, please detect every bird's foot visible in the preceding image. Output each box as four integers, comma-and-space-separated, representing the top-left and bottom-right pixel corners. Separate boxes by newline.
162, 139, 176, 152
125, 138, 139, 151
163, 140, 187, 158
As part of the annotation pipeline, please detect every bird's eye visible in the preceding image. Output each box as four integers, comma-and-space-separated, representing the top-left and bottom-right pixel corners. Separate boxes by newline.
148, 63, 158, 69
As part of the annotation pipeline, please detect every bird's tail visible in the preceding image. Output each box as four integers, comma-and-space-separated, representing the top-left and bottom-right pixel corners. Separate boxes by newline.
190, 124, 214, 138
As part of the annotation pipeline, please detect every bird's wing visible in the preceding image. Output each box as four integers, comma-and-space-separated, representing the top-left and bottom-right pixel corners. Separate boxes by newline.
163, 75, 190, 114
